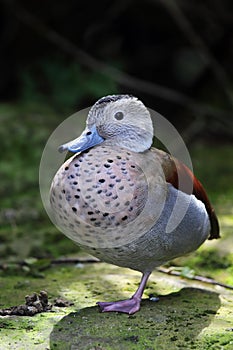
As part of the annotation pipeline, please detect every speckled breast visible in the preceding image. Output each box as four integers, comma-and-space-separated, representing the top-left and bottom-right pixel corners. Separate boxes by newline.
50, 145, 166, 249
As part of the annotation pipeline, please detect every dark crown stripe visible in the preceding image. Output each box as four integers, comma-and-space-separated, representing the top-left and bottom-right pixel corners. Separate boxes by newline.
96, 95, 134, 106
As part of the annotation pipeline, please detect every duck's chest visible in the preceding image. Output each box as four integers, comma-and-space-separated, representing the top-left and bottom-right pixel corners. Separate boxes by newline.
50, 145, 166, 248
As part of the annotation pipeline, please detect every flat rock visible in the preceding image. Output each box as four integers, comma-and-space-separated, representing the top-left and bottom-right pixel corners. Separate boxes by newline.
0, 261, 233, 350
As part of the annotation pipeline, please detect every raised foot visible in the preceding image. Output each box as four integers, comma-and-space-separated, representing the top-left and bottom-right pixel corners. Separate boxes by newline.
97, 297, 141, 314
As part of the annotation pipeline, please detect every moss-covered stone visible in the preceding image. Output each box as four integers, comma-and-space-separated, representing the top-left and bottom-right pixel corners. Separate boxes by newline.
1, 262, 233, 349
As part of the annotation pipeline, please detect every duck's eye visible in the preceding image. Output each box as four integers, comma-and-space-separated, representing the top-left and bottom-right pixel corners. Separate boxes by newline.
114, 111, 124, 120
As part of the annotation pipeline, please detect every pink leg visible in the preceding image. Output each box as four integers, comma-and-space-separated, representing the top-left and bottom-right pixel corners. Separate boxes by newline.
97, 271, 151, 314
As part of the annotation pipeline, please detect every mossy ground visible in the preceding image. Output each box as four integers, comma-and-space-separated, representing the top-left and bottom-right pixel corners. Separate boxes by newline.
1, 262, 233, 350
0, 103, 232, 349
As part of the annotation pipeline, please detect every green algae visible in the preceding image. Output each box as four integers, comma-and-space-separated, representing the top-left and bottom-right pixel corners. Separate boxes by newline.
1, 262, 233, 350
50, 287, 221, 350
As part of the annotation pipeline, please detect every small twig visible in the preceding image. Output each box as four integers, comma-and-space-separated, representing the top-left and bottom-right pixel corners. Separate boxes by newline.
157, 266, 233, 290
51, 257, 100, 265
0, 257, 100, 271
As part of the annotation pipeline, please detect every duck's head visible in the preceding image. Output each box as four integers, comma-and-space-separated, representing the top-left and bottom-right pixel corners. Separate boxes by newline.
59, 95, 153, 153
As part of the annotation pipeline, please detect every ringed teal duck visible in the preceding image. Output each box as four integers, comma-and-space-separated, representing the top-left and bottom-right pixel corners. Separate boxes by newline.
50, 95, 220, 314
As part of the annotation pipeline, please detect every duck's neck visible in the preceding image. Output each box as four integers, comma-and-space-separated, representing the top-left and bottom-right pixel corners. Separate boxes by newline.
102, 128, 153, 153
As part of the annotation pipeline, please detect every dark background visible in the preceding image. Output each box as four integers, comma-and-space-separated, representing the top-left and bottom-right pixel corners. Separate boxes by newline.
0, 0, 233, 143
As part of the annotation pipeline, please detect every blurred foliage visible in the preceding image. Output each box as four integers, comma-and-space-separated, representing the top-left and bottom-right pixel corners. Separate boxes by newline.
0, 0, 232, 140
20, 58, 118, 113
190, 145, 233, 206
188, 249, 233, 270
0, 103, 76, 261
